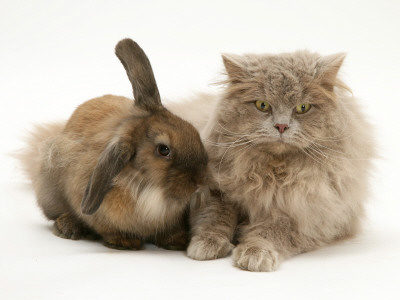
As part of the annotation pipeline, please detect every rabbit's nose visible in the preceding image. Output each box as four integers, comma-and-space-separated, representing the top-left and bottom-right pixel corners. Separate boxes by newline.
195, 184, 210, 196
195, 185, 203, 194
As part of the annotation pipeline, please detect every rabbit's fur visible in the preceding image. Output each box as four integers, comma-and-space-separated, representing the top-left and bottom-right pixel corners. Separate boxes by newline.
21, 39, 208, 250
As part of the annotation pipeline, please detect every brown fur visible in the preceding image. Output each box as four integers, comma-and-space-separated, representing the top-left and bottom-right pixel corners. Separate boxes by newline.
168, 50, 375, 271
20, 39, 208, 250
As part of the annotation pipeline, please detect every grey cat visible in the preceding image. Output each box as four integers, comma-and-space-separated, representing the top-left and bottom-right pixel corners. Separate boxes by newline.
168, 50, 375, 271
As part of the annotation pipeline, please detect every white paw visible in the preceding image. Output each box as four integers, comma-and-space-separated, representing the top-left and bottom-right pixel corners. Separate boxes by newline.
187, 234, 234, 260
233, 243, 280, 272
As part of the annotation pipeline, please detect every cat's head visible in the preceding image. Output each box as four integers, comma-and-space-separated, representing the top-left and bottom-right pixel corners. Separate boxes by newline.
216, 50, 349, 154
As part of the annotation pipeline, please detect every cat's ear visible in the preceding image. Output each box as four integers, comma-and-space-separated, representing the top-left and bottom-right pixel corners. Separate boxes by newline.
317, 53, 346, 92
222, 54, 248, 84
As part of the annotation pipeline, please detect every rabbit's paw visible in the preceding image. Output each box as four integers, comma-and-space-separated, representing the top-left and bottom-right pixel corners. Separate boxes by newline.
232, 243, 280, 272
103, 235, 143, 250
187, 233, 233, 260
53, 213, 96, 240
155, 230, 189, 251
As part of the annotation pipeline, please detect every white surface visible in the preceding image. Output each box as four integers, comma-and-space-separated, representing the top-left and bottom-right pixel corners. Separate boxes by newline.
1, 1, 400, 299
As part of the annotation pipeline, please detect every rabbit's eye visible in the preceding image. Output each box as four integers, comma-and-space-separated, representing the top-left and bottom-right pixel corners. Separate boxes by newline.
157, 144, 171, 158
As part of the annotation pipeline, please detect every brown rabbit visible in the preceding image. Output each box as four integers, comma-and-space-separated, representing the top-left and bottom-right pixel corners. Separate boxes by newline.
20, 38, 208, 250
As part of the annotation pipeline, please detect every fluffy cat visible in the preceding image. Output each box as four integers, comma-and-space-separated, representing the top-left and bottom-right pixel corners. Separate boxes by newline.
168, 50, 375, 271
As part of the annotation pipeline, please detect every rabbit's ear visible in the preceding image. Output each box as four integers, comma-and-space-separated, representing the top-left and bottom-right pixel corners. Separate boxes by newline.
115, 38, 162, 112
81, 138, 134, 215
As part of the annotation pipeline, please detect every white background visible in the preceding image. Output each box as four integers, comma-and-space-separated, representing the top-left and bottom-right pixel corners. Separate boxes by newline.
1, 1, 399, 299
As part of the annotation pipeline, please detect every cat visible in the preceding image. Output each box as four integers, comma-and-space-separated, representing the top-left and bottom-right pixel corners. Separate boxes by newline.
168, 50, 375, 271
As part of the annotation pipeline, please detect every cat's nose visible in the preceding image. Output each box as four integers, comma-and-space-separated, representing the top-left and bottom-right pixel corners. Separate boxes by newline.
274, 123, 289, 134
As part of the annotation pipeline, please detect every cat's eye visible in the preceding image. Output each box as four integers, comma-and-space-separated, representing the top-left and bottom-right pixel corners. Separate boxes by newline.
255, 100, 271, 112
295, 103, 312, 114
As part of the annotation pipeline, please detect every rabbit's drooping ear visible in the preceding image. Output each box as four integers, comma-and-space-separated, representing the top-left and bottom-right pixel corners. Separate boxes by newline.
115, 38, 162, 112
81, 139, 134, 215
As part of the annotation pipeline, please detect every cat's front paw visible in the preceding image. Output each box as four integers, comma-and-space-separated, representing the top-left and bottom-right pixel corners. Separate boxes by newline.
187, 234, 234, 260
232, 243, 280, 272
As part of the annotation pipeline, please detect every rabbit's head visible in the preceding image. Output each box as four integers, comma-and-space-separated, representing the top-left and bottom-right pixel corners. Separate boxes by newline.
81, 39, 208, 215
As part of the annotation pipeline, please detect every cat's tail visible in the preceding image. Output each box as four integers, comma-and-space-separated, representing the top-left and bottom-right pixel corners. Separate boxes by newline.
15, 122, 66, 184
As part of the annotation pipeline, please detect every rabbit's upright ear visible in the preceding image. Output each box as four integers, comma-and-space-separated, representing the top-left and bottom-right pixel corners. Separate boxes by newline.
81, 138, 134, 215
115, 38, 162, 112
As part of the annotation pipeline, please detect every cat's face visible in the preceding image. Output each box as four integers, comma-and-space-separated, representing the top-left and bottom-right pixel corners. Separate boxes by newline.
216, 51, 347, 155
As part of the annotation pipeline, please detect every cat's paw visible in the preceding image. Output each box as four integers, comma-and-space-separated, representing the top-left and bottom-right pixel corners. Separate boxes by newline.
187, 234, 234, 260
232, 243, 280, 272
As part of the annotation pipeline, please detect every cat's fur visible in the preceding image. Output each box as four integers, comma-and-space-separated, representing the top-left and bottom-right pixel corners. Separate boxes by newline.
168, 50, 375, 271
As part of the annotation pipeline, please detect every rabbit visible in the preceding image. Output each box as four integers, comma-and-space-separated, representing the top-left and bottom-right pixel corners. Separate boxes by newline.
20, 38, 208, 250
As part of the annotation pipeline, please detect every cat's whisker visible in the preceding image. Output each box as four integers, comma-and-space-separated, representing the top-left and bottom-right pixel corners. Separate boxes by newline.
230, 139, 258, 156
205, 136, 254, 148
212, 127, 246, 138
296, 133, 371, 162
306, 111, 366, 142
216, 135, 255, 200
301, 135, 352, 157
304, 141, 345, 165
304, 143, 366, 169
210, 122, 248, 139
307, 140, 370, 162
292, 136, 337, 167
308, 145, 339, 165
206, 142, 252, 148
307, 133, 352, 142
306, 127, 361, 142
301, 147, 331, 167
216, 121, 247, 136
